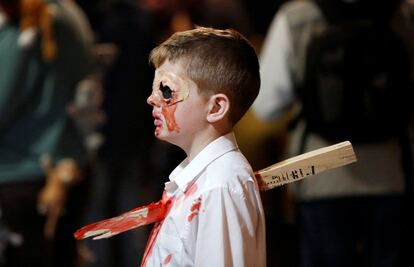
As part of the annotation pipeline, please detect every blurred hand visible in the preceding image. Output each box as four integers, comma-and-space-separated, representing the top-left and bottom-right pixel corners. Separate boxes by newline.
37, 156, 81, 240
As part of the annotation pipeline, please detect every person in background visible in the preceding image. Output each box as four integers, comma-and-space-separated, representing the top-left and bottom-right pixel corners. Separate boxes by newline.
253, 0, 412, 266
0, 0, 92, 266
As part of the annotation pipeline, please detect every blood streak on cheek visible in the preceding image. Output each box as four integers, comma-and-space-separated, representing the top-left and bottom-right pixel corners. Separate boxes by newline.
187, 197, 202, 222
161, 104, 180, 133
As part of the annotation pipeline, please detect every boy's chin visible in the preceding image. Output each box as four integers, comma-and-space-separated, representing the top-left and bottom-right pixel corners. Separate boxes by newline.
154, 128, 170, 141
154, 129, 180, 145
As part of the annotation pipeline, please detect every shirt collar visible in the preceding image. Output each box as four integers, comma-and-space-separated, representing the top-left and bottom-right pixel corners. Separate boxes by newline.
166, 132, 238, 194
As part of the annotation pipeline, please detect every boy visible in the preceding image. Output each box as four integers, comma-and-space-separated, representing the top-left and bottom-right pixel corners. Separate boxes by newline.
143, 27, 266, 266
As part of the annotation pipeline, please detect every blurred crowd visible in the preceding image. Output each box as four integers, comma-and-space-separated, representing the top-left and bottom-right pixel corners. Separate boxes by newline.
0, 0, 413, 267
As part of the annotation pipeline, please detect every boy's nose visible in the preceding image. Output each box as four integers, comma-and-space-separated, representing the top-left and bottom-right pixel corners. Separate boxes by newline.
147, 94, 152, 105
147, 93, 160, 107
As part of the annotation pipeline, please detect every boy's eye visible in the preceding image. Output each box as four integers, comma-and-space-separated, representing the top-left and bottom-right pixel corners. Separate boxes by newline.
160, 83, 173, 100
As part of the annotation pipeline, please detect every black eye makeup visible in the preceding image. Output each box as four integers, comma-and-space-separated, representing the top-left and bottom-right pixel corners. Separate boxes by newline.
160, 83, 173, 100
150, 70, 190, 106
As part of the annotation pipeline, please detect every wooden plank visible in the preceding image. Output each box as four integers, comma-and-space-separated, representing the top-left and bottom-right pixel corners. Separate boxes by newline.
74, 141, 357, 240
255, 141, 357, 191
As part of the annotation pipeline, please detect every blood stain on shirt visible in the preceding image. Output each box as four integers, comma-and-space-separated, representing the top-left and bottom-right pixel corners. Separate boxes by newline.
141, 192, 174, 266
173, 182, 197, 211
163, 254, 173, 265
187, 197, 202, 222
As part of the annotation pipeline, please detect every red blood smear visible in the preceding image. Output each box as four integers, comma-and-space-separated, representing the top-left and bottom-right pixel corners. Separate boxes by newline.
187, 197, 202, 222
173, 182, 198, 211
141, 192, 174, 267
162, 104, 180, 132
74, 198, 171, 240
163, 254, 173, 265
254, 172, 265, 190
190, 198, 202, 212
187, 212, 198, 222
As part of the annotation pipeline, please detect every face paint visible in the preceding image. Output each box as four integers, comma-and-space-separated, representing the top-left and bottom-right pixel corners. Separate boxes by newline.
150, 70, 190, 107
149, 69, 192, 135
162, 104, 180, 133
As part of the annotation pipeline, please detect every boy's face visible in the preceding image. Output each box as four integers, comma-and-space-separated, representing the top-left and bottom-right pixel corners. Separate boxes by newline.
147, 60, 209, 147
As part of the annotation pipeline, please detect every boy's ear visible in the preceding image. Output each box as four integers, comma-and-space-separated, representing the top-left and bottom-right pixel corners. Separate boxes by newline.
206, 93, 230, 123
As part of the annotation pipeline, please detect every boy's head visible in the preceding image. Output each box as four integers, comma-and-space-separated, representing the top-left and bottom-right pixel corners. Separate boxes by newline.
149, 27, 260, 126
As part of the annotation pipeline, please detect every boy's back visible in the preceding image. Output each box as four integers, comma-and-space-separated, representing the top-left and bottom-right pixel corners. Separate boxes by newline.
142, 132, 266, 266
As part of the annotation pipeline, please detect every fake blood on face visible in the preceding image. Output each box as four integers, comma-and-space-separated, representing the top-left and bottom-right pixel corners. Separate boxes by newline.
162, 104, 180, 133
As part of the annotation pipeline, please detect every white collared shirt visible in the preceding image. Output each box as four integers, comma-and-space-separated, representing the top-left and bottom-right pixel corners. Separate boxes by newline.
142, 132, 266, 267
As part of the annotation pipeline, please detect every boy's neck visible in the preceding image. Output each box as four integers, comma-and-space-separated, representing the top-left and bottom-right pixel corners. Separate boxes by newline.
184, 129, 231, 162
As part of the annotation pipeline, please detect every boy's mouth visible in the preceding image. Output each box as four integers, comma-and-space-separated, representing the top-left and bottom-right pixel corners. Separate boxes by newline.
152, 112, 163, 126
154, 118, 162, 127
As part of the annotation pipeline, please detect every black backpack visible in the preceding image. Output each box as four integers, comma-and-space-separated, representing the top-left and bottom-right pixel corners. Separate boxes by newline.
298, 7, 412, 143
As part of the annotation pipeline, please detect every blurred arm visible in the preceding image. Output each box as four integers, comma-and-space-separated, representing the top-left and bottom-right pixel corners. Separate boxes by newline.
253, 10, 295, 121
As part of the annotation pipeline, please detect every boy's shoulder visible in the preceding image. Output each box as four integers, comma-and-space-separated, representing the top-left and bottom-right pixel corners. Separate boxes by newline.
199, 149, 257, 195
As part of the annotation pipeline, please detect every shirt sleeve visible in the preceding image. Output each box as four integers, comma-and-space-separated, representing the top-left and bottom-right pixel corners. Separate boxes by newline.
252, 10, 295, 121
194, 182, 265, 267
